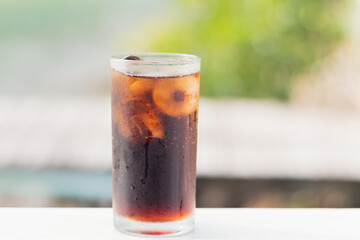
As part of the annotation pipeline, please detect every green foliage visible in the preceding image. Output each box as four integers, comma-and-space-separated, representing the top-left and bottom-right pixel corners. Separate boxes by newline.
149, 0, 351, 99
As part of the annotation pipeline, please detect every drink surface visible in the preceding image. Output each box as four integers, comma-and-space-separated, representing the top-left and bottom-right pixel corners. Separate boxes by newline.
111, 68, 199, 222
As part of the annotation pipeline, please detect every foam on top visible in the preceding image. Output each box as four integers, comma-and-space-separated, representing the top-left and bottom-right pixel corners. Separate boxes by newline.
110, 53, 201, 77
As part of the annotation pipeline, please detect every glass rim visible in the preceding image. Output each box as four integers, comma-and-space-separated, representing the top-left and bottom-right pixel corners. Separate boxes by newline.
110, 53, 201, 66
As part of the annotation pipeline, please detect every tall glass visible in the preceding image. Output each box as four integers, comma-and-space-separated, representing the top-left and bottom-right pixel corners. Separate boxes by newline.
110, 53, 200, 236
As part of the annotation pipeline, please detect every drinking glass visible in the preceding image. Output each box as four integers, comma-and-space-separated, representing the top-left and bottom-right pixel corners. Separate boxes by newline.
110, 53, 200, 236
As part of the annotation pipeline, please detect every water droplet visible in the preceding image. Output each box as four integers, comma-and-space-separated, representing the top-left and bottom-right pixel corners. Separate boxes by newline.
180, 197, 184, 216
113, 161, 119, 170
131, 185, 135, 190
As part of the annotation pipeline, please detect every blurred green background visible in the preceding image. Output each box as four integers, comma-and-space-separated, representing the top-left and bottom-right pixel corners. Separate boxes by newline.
148, 0, 350, 100
1, 0, 360, 208
0, 0, 353, 99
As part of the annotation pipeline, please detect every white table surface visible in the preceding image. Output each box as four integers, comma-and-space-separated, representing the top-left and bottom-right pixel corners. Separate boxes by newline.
0, 208, 358, 240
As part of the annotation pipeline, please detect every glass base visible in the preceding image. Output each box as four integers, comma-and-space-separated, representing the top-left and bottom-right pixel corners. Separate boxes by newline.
113, 211, 194, 237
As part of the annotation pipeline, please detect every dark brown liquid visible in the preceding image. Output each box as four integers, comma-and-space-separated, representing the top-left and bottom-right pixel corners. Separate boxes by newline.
111, 72, 198, 222
112, 112, 197, 221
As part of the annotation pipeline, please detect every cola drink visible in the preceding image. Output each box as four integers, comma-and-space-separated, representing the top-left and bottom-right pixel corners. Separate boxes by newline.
111, 53, 200, 236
